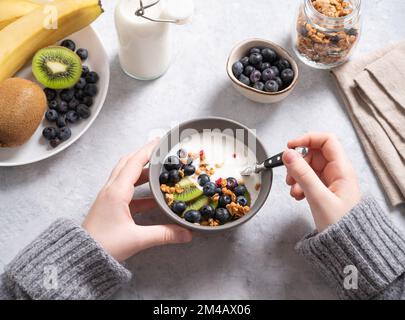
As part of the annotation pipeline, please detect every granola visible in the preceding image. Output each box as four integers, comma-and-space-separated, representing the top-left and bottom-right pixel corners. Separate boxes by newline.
295, 0, 360, 67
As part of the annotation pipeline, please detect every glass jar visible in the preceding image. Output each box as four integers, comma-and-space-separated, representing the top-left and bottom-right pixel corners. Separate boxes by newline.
292, 0, 362, 69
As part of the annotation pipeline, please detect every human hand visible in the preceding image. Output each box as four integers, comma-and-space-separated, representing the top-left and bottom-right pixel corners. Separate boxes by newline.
82, 139, 192, 262
282, 133, 361, 232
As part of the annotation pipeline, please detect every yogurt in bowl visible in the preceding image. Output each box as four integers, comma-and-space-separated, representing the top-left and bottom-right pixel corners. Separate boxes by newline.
149, 117, 272, 232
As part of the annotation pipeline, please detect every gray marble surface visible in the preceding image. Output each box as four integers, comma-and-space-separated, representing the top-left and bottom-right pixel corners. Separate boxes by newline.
0, 0, 404, 300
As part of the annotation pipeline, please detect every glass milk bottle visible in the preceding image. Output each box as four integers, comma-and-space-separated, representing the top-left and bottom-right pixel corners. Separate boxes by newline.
115, 0, 193, 80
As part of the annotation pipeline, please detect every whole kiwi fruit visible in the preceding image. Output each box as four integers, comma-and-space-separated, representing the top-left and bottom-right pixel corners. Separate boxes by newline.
0, 78, 47, 147
32, 46, 82, 90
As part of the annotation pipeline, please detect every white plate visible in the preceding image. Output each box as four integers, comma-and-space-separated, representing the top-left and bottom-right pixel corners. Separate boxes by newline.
0, 26, 109, 167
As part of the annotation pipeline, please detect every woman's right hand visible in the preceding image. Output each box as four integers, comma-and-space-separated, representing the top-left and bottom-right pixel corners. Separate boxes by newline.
282, 133, 361, 232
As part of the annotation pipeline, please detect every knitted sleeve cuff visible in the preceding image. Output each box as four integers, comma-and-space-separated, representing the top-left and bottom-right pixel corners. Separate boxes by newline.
295, 197, 405, 299
4, 219, 131, 300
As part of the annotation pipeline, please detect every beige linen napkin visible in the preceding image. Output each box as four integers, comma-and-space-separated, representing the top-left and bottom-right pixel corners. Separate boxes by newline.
331, 43, 405, 206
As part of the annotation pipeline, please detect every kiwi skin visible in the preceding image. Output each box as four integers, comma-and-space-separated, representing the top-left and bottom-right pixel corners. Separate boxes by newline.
0, 78, 47, 147
32, 46, 82, 90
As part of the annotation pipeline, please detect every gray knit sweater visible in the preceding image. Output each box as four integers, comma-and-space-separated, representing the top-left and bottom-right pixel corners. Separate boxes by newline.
0, 198, 404, 300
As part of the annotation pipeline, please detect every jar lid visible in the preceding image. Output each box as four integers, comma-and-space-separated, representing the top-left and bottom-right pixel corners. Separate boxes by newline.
135, 0, 193, 25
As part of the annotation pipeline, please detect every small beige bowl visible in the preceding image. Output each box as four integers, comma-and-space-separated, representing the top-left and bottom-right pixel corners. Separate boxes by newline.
226, 39, 299, 104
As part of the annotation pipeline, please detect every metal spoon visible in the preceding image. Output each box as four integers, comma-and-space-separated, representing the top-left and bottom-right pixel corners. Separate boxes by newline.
240, 147, 309, 176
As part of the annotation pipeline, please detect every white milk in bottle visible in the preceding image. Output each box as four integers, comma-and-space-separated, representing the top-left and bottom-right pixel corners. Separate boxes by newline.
115, 0, 193, 80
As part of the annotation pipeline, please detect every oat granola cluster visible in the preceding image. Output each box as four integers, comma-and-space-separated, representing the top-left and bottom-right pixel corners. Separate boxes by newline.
296, 0, 359, 66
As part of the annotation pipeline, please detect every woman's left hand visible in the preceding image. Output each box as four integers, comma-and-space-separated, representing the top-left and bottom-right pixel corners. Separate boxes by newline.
82, 139, 193, 262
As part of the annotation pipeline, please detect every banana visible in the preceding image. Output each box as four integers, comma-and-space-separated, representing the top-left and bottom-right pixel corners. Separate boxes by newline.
0, 0, 40, 31
0, 0, 103, 82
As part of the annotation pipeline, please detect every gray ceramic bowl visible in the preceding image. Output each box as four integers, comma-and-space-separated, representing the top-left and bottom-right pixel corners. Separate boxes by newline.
149, 117, 272, 232
226, 38, 299, 104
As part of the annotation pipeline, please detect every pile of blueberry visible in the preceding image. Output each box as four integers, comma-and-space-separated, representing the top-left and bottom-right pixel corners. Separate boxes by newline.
232, 47, 295, 93
42, 39, 99, 148
159, 149, 197, 185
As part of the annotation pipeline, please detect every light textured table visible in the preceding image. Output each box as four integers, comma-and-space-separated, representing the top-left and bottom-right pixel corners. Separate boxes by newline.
1, 0, 404, 300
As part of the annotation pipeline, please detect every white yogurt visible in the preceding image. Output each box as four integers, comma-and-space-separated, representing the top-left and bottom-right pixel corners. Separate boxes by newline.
168, 131, 261, 205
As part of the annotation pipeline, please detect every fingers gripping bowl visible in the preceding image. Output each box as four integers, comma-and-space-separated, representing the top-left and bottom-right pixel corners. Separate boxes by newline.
149, 118, 272, 232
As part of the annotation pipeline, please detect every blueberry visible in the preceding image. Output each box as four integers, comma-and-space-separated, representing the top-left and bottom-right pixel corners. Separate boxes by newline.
66, 110, 79, 123
215, 187, 222, 195
42, 127, 58, 140
44, 88, 57, 101
262, 68, 276, 82
232, 61, 244, 78
177, 148, 187, 159
85, 71, 99, 84
234, 185, 247, 197
250, 70, 262, 84
76, 48, 88, 61
168, 169, 181, 184
58, 127, 71, 141
253, 81, 265, 91
184, 210, 201, 223
60, 88, 75, 102
281, 68, 294, 85
77, 104, 91, 119
249, 53, 263, 66
299, 25, 309, 37
237, 196, 248, 206
226, 177, 238, 190
61, 39, 76, 51
172, 201, 186, 215
347, 28, 358, 36
330, 35, 340, 44
68, 98, 80, 111
264, 80, 279, 92
215, 208, 231, 224
164, 155, 181, 171
75, 77, 86, 89
159, 172, 169, 184
74, 89, 85, 100
275, 76, 283, 89
45, 109, 58, 122
84, 83, 98, 97
238, 74, 250, 86
57, 101, 68, 114
56, 115, 67, 128
249, 47, 261, 54
260, 62, 271, 71
262, 48, 278, 62
82, 96, 94, 107
219, 195, 232, 208
50, 138, 61, 148
203, 182, 217, 197
270, 66, 280, 77
198, 174, 210, 186
276, 59, 291, 71
182, 165, 195, 176
243, 65, 255, 76
239, 56, 249, 67
200, 205, 215, 219
82, 65, 90, 77
48, 100, 58, 110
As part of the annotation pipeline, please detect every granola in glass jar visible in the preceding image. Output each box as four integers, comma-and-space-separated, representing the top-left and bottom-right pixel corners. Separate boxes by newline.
293, 0, 361, 69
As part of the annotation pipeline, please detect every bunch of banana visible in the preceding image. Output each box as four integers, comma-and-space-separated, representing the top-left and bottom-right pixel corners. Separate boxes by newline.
0, 0, 40, 30
0, 0, 103, 81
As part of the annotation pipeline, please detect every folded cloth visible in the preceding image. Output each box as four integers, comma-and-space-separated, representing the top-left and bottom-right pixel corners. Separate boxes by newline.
331, 43, 405, 207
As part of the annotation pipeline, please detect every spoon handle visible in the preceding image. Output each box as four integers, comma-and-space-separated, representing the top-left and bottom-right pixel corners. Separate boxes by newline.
263, 147, 309, 170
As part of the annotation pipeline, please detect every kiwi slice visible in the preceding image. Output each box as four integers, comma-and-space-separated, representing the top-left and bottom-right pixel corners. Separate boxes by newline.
184, 196, 210, 215
32, 46, 82, 89
173, 178, 203, 202
244, 190, 252, 207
